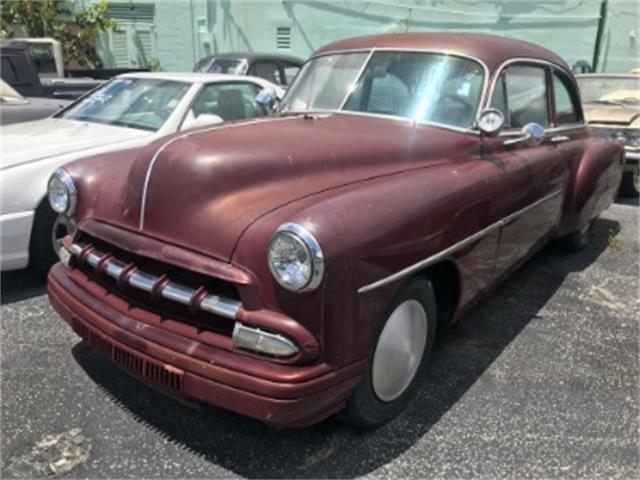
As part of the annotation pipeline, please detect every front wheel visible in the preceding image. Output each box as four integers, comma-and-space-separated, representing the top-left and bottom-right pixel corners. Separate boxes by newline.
619, 171, 639, 198
340, 277, 437, 428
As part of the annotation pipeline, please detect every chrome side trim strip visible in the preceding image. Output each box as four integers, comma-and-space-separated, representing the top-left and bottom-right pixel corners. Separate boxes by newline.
358, 189, 563, 294
69, 242, 241, 319
138, 116, 296, 230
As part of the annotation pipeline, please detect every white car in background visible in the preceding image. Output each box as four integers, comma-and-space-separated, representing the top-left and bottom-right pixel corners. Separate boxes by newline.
1, 72, 283, 272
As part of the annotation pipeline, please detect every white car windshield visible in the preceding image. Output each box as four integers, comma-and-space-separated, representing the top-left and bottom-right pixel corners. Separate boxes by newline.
281, 51, 485, 128
61, 78, 191, 131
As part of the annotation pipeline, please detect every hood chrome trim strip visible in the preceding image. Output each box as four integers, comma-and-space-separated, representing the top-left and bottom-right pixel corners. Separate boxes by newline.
138, 116, 295, 230
358, 189, 563, 294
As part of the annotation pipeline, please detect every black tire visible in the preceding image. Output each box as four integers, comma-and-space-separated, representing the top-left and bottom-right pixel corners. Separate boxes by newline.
562, 220, 593, 253
619, 171, 639, 198
340, 277, 437, 428
29, 201, 60, 272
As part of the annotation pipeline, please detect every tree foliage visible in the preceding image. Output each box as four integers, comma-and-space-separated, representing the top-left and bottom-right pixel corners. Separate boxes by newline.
0, 0, 117, 68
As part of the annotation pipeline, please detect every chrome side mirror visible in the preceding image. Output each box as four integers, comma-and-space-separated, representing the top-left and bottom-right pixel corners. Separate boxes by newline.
477, 108, 505, 137
256, 87, 279, 112
504, 122, 546, 147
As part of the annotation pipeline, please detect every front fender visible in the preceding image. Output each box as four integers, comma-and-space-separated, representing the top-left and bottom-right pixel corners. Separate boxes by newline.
232, 161, 498, 367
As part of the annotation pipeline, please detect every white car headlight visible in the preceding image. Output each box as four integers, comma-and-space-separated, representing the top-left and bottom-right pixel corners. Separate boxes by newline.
48, 169, 77, 216
267, 223, 324, 292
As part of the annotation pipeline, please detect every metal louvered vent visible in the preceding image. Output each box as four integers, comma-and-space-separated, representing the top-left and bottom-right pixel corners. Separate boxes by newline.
276, 26, 292, 50
107, 4, 155, 23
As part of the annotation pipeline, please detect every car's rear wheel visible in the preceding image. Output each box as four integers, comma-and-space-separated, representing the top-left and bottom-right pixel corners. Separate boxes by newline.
562, 220, 593, 253
340, 277, 437, 428
619, 171, 639, 198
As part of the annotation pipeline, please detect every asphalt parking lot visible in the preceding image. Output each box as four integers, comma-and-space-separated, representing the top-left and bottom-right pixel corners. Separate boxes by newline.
1, 200, 638, 479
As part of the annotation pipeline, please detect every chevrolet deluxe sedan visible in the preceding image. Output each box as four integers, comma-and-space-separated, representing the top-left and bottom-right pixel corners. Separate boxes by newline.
47, 33, 623, 428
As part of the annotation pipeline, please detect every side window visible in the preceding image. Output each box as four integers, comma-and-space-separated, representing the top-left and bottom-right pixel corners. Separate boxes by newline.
553, 73, 580, 125
187, 82, 265, 122
491, 65, 549, 128
282, 63, 301, 85
250, 61, 284, 85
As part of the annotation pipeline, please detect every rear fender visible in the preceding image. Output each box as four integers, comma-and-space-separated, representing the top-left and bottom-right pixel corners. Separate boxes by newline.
560, 138, 623, 236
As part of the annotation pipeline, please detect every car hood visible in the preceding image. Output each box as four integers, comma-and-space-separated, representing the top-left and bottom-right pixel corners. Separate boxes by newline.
0, 118, 151, 170
583, 103, 640, 126
82, 114, 473, 262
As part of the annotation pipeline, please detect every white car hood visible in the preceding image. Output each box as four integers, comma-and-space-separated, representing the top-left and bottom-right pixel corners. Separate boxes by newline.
1, 118, 151, 170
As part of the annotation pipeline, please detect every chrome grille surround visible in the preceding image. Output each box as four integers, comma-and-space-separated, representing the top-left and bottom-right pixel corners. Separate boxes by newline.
69, 241, 241, 320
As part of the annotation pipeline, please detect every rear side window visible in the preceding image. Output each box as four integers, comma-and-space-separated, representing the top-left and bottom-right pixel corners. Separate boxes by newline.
553, 73, 580, 125
491, 65, 550, 127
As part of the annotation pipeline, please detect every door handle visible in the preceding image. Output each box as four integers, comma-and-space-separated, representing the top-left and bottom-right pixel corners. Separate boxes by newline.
551, 135, 570, 143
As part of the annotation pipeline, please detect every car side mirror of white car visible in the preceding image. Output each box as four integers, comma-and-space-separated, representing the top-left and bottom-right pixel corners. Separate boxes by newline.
181, 112, 224, 131
256, 87, 279, 113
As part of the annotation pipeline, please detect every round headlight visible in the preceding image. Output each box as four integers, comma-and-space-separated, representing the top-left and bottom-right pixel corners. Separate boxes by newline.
267, 223, 324, 292
47, 169, 77, 216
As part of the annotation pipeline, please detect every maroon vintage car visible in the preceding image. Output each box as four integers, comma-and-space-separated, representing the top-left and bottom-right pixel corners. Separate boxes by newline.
47, 33, 623, 428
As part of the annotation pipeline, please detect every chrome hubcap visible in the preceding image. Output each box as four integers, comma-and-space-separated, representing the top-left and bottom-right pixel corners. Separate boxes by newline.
371, 299, 428, 402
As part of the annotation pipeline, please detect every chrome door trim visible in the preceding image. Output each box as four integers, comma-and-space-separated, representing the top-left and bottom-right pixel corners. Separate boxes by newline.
358, 189, 563, 294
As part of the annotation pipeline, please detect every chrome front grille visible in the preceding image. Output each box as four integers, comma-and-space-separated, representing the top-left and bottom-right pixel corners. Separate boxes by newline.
70, 241, 241, 320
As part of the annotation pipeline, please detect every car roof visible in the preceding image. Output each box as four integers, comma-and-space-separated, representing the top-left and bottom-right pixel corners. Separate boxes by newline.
198, 52, 304, 65
314, 32, 569, 73
115, 71, 271, 84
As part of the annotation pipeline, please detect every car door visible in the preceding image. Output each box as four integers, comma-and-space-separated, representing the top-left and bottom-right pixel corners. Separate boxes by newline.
486, 63, 570, 278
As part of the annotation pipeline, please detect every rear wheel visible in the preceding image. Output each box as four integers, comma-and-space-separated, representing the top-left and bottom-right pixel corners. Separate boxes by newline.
619, 171, 639, 198
562, 220, 593, 253
340, 277, 437, 428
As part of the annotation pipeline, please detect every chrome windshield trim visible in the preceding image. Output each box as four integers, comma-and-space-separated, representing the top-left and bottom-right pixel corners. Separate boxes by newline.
358, 189, 564, 294
338, 48, 376, 110
282, 47, 490, 133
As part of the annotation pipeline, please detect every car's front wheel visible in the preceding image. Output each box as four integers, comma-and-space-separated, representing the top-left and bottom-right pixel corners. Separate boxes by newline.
340, 277, 437, 428
619, 171, 639, 198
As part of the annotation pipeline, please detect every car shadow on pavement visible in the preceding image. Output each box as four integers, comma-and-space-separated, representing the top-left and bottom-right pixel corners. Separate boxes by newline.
71, 217, 619, 479
0, 268, 47, 305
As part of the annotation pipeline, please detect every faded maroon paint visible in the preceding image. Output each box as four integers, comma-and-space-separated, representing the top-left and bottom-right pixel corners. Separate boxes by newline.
49, 33, 624, 427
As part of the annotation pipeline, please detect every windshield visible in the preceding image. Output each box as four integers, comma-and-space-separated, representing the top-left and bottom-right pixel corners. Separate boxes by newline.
194, 58, 248, 75
61, 78, 190, 131
281, 51, 485, 128
577, 76, 640, 105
